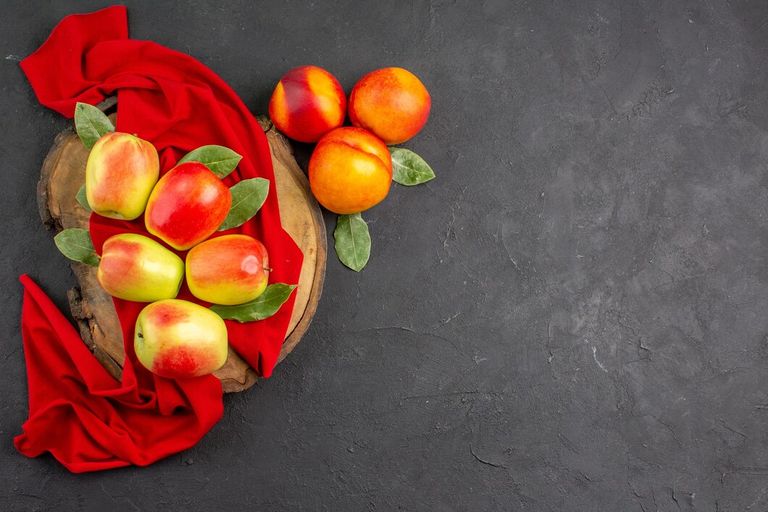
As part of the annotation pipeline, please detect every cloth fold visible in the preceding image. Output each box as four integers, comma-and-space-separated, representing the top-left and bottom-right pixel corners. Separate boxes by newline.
15, 5, 303, 472
15, 275, 223, 473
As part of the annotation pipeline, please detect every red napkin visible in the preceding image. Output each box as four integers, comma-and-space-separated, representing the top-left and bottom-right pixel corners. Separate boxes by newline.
15, 6, 303, 472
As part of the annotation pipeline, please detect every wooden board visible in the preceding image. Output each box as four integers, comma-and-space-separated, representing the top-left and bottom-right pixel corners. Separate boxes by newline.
37, 99, 326, 392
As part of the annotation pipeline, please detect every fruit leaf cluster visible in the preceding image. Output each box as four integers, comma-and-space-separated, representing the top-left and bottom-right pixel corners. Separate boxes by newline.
55, 102, 295, 324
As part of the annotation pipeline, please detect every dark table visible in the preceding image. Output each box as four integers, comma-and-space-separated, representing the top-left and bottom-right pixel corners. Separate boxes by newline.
3, 1, 768, 510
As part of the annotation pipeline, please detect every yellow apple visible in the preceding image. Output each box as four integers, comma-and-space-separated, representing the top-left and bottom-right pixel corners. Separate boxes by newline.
97, 233, 183, 302
86, 132, 159, 220
185, 234, 269, 305
134, 299, 228, 379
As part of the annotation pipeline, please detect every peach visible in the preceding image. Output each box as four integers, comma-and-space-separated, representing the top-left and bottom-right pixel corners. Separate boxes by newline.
186, 234, 269, 305
349, 67, 431, 144
86, 132, 159, 220
308, 127, 392, 214
268, 65, 346, 143
134, 299, 228, 379
144, 162, 232, 251
97, 233, 184, 302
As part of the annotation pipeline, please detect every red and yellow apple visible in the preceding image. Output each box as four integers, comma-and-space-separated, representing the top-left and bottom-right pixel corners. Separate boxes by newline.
268, 65, 346, 143
134, 299, 228, 379
309, 126, 392, 214
144, 162, 232, 251
349, 67, 431, 144
186, 234, 269, 305
97, 233, 184, 302
86, 132, 160, 220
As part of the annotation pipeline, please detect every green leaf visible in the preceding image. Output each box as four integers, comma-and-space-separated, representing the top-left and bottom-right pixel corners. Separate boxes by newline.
389, 147, 436, 186
54, 228, 100, 267
177, 145, 242, 178
75, 184, 91, 212
211, 284, 297, 323
218, 178, 269, 231
334, 213, 371, 271
74, 102, 115, 150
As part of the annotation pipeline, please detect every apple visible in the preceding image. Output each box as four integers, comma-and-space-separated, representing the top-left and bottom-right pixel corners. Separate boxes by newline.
186, 234, 269, 305
144, 162, 231, 251
86, 132, 159, 220
97, 233, 184, 302
134, 299, 228, 379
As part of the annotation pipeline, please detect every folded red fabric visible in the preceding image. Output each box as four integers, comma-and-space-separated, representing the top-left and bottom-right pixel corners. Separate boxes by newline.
15, 274, 224, 472
15, 6, 303, 472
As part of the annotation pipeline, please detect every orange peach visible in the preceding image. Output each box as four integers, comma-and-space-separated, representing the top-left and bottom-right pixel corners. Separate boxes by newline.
86, 132, 159, 220
308, 127, 392, 214
186, 234, 269, 305
144, 162, 231, 251
349, 67, 431, 144
269, 65, 346, 143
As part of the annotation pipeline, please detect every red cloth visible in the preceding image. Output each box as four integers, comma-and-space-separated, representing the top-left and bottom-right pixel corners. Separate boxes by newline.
15, 6, 303, 472
15, 275, 223, 472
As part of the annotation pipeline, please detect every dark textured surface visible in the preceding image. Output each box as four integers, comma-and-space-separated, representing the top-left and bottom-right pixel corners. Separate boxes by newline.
2, 1, 768, 510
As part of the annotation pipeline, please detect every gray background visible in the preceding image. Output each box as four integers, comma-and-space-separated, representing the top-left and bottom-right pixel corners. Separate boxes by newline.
2, 1, 768, 510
